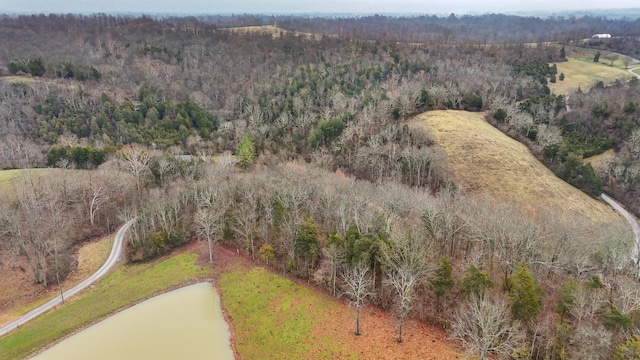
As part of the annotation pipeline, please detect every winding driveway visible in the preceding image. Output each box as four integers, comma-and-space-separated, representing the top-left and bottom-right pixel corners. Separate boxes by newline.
625, 55, 639, 79
0, 219, 135, 337
601, 194, 640, 267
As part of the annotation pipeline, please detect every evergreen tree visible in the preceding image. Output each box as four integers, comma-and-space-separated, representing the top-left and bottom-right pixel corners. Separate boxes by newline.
430, 256, 454, 312
236, 132, 256, 169
295, 213, 319, 277
460, 265, 493, 299
556, 277, 579, 323
27, 57, 46, 76
509, 264, 543, 323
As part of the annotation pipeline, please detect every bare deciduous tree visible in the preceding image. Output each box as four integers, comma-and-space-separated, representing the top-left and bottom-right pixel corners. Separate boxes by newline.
385, 264, 420, 343
118, 143, 151, 192
451, 295, 525, 360
341, 263, 373, 336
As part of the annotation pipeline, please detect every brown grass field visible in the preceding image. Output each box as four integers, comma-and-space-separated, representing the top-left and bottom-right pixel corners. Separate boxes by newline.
413, 110, 622, 223
0, 76, 39, 84
584, 149, 615, 169
222, 25, 325, 40
548, 47, 632, 95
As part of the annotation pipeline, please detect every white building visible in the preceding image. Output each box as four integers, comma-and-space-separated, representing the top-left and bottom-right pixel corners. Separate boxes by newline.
592, 34, 612, 39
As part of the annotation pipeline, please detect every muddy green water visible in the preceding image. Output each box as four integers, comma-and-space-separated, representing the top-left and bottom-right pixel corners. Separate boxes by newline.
33, 283, 234, 360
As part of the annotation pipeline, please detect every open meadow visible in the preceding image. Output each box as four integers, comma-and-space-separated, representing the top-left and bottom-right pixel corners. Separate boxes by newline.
548, 47, 633, 95
222, 25, 325, 40
413, 110, 622, 224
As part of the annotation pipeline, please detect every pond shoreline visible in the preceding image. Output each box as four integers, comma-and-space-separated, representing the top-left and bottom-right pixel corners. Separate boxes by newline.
32, 281, 233, 360
28, 276, 217, 358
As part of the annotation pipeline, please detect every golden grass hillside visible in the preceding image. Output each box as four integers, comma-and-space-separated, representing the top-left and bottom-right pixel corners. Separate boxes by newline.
549, 47, 632, 95
222, 25, 325, 40
413, 110, 622, 223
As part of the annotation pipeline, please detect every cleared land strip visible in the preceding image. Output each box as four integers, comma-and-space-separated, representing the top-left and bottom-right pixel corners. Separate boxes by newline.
0, 219, 135, 337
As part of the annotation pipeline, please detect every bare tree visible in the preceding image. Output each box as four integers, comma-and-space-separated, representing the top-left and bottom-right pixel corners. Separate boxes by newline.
341, 263, 373, 336
194, 185, 229, 262
572, 324, 613, 360
603, 53, 619, 67
385, 264, 420, 343
382, 224, 431, 342
451, 295, 525, 360
118, 143, 151, 192
323, 243, 344, 296
193, 208, 220, 263
84, 176, 108, 228
155, 156, 176, 186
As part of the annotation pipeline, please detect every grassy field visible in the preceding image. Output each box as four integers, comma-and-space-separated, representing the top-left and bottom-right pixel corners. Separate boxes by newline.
0, 76, 39, 84
549, 47, 632, 95
219, 266, 353, 360
0, 252, 212, 359
223, 25, 325, 40
0, 169, 26, 194
0, 168, 88, 203
584, 149, 615, 170
413, 110, 622, 223
218, 262, 461, 360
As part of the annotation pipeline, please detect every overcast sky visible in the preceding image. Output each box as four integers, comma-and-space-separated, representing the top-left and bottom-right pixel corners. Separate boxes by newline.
0, 0, 638, 15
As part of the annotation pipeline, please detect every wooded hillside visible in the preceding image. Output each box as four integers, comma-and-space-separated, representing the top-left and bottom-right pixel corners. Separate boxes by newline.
1, 13, 640, 360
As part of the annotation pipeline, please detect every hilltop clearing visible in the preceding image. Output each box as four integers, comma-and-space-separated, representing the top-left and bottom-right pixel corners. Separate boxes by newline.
222, 24, 326, 40
548, 47, 632, 95
413, 110, 622, 224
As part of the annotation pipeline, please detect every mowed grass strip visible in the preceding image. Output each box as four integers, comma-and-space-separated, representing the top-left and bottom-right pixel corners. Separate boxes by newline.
413, 110, 622, 223
549, 48, 632, 95
0, 253, 212, 359
219, 266, 353, 360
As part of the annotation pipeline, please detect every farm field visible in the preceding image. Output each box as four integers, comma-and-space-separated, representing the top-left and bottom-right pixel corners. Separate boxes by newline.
413, 110, 622, 224
548, 47, 632, 95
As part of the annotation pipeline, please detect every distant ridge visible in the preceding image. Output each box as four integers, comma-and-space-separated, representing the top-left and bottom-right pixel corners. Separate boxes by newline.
0, 9, 639, 19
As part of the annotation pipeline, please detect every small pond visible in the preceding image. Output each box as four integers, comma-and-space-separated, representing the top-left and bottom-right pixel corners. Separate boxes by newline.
33, 282, 233, 360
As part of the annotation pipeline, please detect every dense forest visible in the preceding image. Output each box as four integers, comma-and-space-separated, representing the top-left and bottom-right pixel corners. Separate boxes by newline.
1, 13, 640, 359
